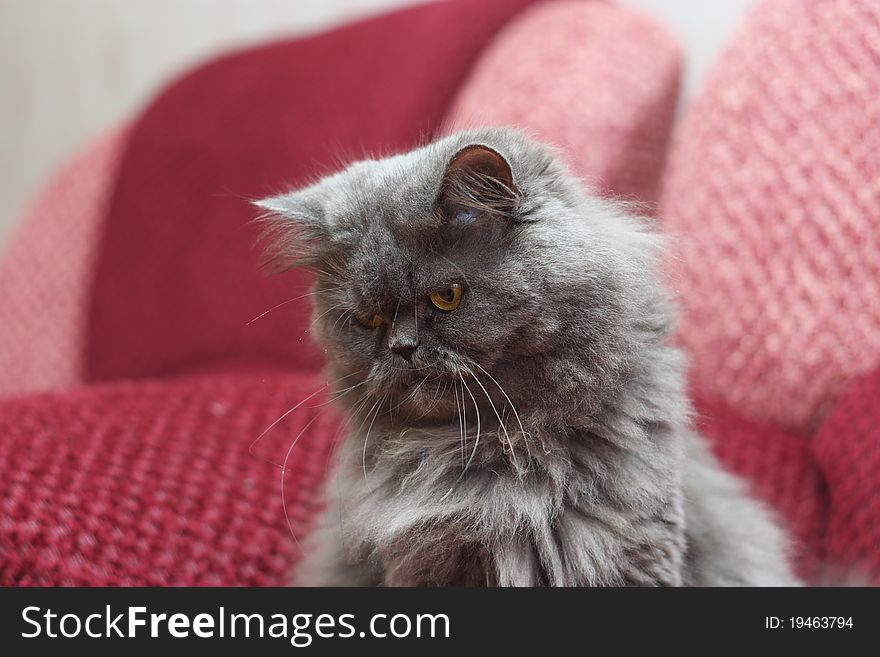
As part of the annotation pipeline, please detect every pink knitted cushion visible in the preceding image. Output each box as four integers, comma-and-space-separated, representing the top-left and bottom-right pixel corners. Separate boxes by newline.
445, 0, 680, 205
814, 369, 880, 583
661, 0, 880, 432
0, 127, 127, 398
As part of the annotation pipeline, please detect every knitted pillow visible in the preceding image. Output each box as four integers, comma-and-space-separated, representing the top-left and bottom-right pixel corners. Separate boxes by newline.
814, 369, 880, 583
446, 0, 681, 205
661, 0, 880, 432
0, 372, 338, 585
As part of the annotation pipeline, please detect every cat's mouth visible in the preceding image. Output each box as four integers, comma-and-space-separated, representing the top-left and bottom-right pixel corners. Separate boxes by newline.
371, 359, 460, 409
382, 363, 451, 392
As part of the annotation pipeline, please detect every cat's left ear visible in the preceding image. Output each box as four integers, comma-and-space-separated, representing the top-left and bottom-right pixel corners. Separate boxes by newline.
436, 144, 520, 225
253, 186, 332, 271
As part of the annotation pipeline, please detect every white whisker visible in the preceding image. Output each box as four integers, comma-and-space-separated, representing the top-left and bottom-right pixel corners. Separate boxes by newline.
245, 287, 343, 325
466, 368, 520, 470
361, 396, 386, 487
280, 414, 321, 548
471, 361, 532, 463
309, 379, 369, 408
314, 301, 348, 322
441, 372, 481, 502
249, 371, 361, 465
454, 379, 466, 468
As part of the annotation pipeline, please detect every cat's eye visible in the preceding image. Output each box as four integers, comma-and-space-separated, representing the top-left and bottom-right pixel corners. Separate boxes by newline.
355, 311, 383, 328
429, 283, 463, 311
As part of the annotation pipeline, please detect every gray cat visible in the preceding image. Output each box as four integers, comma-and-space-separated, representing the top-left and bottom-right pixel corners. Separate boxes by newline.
256, 127, 799, 586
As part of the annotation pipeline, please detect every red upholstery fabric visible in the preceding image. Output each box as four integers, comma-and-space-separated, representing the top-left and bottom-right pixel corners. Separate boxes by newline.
0, 372, 339, 586
86, 0, 536, 384
814, 369, 880, 583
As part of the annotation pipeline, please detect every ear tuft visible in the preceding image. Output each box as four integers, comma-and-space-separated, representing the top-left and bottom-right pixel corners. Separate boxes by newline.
437, 144, 519, 224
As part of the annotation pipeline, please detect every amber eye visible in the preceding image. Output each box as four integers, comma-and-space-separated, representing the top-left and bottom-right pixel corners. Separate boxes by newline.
429, 283, 463, 311
355, 311, 383, 328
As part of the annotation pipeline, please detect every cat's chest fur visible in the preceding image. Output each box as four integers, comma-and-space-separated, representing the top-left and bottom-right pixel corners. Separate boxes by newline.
330, 420, 686, 586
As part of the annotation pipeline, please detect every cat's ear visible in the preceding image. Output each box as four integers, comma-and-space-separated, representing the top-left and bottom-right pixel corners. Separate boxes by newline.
436, 144, 520, 225
253, 188, 331, 271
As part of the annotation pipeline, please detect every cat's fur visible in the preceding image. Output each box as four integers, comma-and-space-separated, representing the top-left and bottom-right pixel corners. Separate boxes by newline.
257, 127, 799, 586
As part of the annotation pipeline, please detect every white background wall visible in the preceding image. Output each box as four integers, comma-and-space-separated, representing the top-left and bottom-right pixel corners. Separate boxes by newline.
0, 0, 755, 247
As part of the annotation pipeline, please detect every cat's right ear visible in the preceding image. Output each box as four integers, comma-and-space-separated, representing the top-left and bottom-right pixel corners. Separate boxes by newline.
253, 188, 330, 272
436, 144, 520, 225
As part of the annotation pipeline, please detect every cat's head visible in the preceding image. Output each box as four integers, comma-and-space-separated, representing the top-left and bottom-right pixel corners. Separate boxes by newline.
256, 128, 669, 422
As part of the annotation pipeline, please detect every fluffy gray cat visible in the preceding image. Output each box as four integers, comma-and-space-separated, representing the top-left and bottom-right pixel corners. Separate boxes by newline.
257, 127, 799, 586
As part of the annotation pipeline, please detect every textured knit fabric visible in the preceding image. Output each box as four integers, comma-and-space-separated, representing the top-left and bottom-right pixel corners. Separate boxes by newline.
446, 0, 680, 206
661, 0, 880, 433
0, 372, 339, 586
0, 127, 127, 398
86, 0, 536, 384
814, 369, 880, 583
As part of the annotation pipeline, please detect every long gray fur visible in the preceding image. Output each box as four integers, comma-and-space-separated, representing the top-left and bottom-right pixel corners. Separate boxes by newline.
257, 127, 799, 586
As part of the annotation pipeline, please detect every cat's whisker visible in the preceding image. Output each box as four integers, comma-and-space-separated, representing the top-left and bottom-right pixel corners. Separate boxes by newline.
460, 380, 469, 470
461, 373, 481, 475
454, 379, 466, 469
245, 287, 343, 325
309, 378, 369, 408
466, 368, 520, 472
361, 395, 386, 488
280, 414, 321, 549
435, 380, 449, 412
325, 393, 369, 476
387, 391, 410, 415
331, 309, 354, 333
249, 371, 362, 464
386, 395, 395, 429
444, 372, 481, 486
309, 267, 343, 280
408, 377, 435, 420
352, 392, 381, 435
326, 391, 369, 472
430, 378, 443, 403
330, 391, 373, 469
327, 390, 373, 543
471, 361, 532, 464
420, 378, 448, 419
440, 373, 481, 502
314, 301, 348, 322
407, 372, 433, 406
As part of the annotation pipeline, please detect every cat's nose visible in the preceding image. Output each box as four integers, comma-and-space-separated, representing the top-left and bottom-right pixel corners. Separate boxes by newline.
389, 338, 419, 362
387, 315, 419, 362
